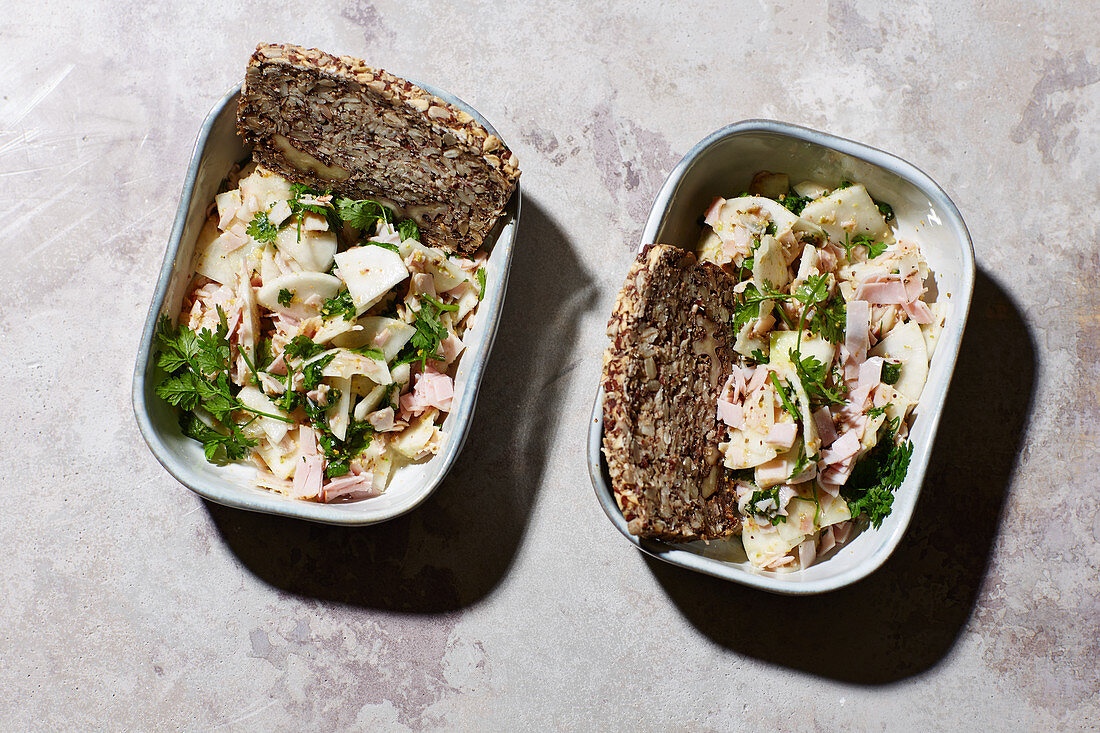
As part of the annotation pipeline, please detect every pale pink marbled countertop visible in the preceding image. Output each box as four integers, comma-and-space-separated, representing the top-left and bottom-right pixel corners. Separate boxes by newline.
1, 1, 1097, 730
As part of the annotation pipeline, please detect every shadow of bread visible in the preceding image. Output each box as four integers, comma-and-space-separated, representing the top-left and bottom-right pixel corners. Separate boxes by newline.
207, 197, 595, 612
646, 268, 1034, 683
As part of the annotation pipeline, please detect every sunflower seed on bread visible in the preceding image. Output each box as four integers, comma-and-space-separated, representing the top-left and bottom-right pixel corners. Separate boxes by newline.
602, 244, 742, 542
236, 42, 520, 255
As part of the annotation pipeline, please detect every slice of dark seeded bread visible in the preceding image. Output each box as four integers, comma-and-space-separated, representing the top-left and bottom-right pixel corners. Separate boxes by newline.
236, 42, 520, 255
602, 244, 743, 542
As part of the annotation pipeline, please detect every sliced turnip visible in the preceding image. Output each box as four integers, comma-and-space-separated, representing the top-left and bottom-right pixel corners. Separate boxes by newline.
334, 244, 409, 315
237, 386, 291, 444
331, 316, 416, 362
870, 320, 928, 402
275, 226, 337, 273
256, 271, 343, 319
800, 183, 891, 245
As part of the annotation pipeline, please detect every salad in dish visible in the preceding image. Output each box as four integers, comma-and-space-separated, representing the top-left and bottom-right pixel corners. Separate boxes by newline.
698, 171, 946, 571
153, 164, 487, 503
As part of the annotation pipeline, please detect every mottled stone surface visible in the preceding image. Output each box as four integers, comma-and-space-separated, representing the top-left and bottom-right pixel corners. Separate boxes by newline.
1, 1, 1097, 729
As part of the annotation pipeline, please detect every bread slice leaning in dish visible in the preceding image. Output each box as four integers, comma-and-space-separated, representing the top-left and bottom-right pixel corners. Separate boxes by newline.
602, 244, 743, 542
237, 42, 520, 255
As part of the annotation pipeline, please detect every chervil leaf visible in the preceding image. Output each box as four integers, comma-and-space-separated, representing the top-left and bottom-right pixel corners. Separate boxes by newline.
778, 193, 810, 215
319, 289, 356, 322
792, 352, 847, 407
246, 210, 278, 244
476, 267, 487, 299
335, 197, 392, 231
284, 335, 325, 361
842, 423, 913, 528
278, 288, 293, 306
881, 361, 902, 385
748, 487, 787, 525
301, 353, 336, 390
396, 218, 420, 241
155, 373, 201, 410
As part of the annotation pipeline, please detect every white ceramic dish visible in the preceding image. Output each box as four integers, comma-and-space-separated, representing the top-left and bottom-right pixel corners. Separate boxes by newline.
588, 120, 974, 594
133, 82, 520, 525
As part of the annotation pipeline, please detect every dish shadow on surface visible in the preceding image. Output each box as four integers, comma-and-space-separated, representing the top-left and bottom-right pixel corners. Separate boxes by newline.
207, 197, 596, 612
647, 267, 1034, 683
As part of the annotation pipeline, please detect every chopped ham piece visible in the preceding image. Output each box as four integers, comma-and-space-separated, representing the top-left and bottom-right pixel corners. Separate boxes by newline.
813, 407, 838, 447
844, 300, 870, 381
291, 427, 324, 500
411, 272, 436, 298
704, 197, 725, 226
746, 365, 769, 394
439, 333, 465, 364
797, 538, 817, 569
367, 407, 396, 432
322, 473, 380, 502
903, 298, 934, 324
765, 422, 797, 449
717, 400, 744, 429
399, 365, 455, 417
822, 430, 860, 465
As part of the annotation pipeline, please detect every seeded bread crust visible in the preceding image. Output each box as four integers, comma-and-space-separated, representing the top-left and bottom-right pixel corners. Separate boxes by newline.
602, 244, 742, 542
236, 42, 520, 255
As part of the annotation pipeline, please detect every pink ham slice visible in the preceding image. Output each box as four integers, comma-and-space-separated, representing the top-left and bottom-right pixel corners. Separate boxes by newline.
704, 197, 725, 226
814, 406, 838, 447
291, 427, 324, 500
322, 473, 380, 502
844, 300, 871, 381
399, 365, 455, 417
367, 407, 396, 432
765, 422, 797, 450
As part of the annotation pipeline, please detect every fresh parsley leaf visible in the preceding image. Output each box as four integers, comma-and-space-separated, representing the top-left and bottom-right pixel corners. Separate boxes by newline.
779, 193, 810, 215
881, 361, 902, 385
750, 349, 769, 364
792, 352, 847, 407
807, 291, 846, 344
396, 296, 453, 366
748, 487, 787, 524
836, 180, 852, 190
866, 405, 888, 418
476, 267, 487, 299
179, 412, 255, 463
351, 345, 386, 361
335, 197, 392, 231
277, 288, 293, 307
769, 372, 800, 418
366, 240, 401, 253
301, 354, 336, 390
875, 199, 895, 222
842, 423, 913, 528
246, 211, 278, 244
788, 442, 819, 481
284, 335, 325, 361
302, 398, 375, 478
155, 372, 202, 411
396, 218, 420, 241
288, 183, 339, 239
320, 289, 356, 322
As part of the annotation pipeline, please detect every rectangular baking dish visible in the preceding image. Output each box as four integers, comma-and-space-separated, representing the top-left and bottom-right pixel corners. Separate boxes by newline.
133, 82, 520, 525
588, 120, 974, 594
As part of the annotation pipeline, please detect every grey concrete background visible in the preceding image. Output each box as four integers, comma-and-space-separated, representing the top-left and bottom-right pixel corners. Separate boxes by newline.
1, 0, 1097, 729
